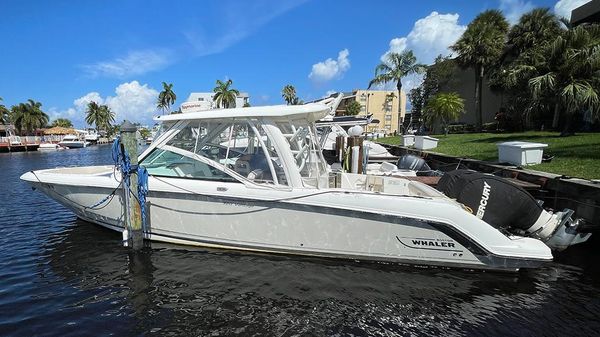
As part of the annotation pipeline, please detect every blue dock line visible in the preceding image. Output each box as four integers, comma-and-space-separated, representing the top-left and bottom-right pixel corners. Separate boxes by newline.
111, 136, 148, 230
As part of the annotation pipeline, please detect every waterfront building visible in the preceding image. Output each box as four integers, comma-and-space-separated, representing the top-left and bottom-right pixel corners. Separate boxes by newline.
182, 92, 250, 112
335, 90, 407, 135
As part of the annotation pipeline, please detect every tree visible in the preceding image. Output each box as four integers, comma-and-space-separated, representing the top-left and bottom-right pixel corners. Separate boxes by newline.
452, 10, 509, 130
529, 24, 600, 134
421, 56, 457, 103
99, 104, 115, 130
10, 99, 48, 135
85, 101, 102, 130
50, 118, 73, 128
490, 8, 562, 129
157, 82, 176, 115
368, 50, 425, 93
409, 87, 425, 119
369, 50, 425, 134
282, 85, 297, 105
86, 102, 114, 131
213, 79, 240, 108
345, 100, 362, 116
0, 97, 9, 125
424, 92, 465, 135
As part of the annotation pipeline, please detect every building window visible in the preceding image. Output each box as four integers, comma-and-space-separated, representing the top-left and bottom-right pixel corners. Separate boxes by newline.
360, 106, 366, 112
385, 115, 392, 121
198, 98, 205, 101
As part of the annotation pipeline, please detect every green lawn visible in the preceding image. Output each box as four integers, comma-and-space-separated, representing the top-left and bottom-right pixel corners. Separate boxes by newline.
378, 132, 600, 179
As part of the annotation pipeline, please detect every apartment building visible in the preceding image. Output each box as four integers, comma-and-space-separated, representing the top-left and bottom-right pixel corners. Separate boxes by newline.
336, 90, 407, 134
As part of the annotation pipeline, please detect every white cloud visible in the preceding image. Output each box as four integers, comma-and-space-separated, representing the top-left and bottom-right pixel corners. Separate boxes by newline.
74, 92, 104, 110
554, 0, 591, 20
105, 81, 159, 124
309, 49, 351, 83
52, 81, 159, 127
379, 12, 466, 91
82, 50, 172, 78
500, 0, 535, 24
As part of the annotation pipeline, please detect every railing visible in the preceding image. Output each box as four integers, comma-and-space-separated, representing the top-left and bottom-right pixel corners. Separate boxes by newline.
0, 135, 64, 144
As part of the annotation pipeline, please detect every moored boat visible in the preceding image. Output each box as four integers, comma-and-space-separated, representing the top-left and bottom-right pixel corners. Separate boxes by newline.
20, 104, 590, 271
58, 134, 88, 148
38, 143, 67, 151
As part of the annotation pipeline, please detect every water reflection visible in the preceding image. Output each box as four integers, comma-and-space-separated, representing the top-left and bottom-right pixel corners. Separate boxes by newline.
4, 146, 600, 336
41, 219, 600, 336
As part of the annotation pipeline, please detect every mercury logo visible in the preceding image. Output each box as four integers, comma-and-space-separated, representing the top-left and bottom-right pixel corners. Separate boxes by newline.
476, 182, 491, 219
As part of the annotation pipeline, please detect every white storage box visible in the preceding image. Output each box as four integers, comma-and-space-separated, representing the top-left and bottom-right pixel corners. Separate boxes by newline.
497, 141, 548, 166
414, 136, 439, 150
401, 135, 415, 147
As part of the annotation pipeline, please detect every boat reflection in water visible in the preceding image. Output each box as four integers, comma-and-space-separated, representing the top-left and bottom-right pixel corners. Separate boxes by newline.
42, 219, 600, 336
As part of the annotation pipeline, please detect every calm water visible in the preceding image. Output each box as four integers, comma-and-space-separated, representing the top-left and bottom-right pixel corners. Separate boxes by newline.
2, 146, 600, 336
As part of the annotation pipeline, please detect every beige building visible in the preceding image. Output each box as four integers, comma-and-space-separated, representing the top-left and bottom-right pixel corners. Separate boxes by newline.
337, 90, 407, 134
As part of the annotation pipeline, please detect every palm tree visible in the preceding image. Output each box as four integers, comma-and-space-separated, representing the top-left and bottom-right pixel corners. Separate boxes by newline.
452, 10, 509, 130
506, 8, 562, 56
282, 85, 298, 105
369, 50, 425, 134
491, 8, 562, 128
99, 104, 115, 130
424, 92, 465, 135
85, 101, 103, 131
529, 24, 600, 134
10, 99, 48, 135
368, 50, 425, 93
0, 97, 9, 125
157, 82, 176, 115
213, 79, 240, 108
50, 118, 73, 128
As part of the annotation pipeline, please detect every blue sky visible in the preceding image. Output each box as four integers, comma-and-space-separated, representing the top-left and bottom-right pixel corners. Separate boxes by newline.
0, 0, 586, 127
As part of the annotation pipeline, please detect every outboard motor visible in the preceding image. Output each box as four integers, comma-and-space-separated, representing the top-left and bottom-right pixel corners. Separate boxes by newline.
397, 154, 442, 176
437, 170, 591, 251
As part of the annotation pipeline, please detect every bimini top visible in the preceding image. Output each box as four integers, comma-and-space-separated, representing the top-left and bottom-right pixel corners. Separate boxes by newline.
155, 103, 330, 122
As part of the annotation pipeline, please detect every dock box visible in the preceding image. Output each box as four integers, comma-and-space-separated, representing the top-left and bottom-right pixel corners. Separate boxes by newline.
497, 141, 548, 166
414, 136, 439, 150
401, 135, 415, 147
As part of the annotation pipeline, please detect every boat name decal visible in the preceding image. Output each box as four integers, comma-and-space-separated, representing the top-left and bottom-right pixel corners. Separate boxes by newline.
411, 239, 456, 248
396, 236, 463, 252
476, 181, 491, 219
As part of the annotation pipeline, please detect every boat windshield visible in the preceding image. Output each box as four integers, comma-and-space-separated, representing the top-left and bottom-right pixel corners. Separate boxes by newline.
141, 119, 287, 185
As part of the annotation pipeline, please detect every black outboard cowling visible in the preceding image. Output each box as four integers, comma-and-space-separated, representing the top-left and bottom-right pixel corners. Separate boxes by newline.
435, 169, 591, 250
437, 170, 543, 231
397, 154, 441, 176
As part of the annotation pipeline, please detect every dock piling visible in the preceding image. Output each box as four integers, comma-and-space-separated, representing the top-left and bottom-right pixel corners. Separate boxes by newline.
120, 121, 143, 250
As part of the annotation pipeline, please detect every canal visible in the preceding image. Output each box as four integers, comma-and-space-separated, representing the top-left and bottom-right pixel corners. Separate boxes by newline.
1, 145, 600, 336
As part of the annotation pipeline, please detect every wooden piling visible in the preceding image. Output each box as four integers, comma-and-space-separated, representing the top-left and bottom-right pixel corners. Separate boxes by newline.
335, 136, 346, 163
120, 121, 143, 250
347, 136, 364, 173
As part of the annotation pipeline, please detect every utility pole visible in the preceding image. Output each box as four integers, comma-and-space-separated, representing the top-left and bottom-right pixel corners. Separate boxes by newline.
120, 120, 143, 250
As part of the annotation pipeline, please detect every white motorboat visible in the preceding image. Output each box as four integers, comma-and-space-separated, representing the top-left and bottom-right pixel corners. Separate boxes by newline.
83, 128, 100, 144
59, 134, 88, 148
20, 104, 590, 271
38, 143, 66, 151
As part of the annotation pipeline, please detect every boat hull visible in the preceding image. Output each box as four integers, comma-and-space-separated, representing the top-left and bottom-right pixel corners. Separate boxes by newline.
23, 173, 551, 272
59, 141, 87, 148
